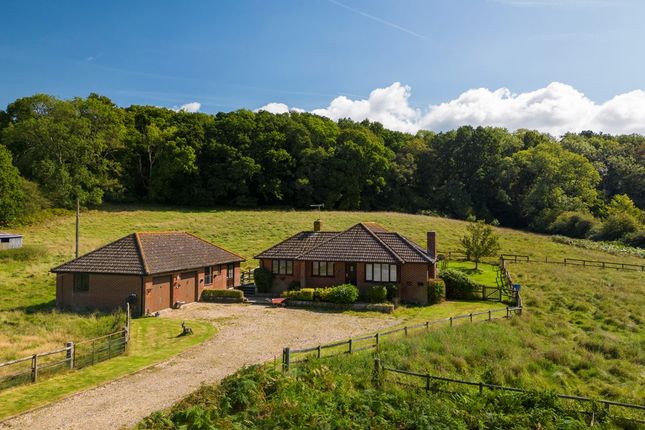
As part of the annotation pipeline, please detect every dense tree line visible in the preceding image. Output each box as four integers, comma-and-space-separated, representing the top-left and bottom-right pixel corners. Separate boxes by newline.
1, 94, 643, 246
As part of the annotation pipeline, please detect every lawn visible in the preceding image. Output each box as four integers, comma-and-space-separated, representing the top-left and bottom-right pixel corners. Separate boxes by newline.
0, 316, 216, 420
445, 260, 500, 286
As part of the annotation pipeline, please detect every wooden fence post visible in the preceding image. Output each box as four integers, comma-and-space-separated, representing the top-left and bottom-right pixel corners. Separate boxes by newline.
66, 342, 74, 369
506, 307, 510, 318
317, 345, 321, 358
375, 333, 380, 351
372, 356, 381, 388
479, 382, 483, 394
425, 321, 429, 330
125, 302, 131, 343
282, 347, 290, 371
404, 326, 408, 336
488, 310, 492, 321
469, 313, 473, 323
348, 339, 353, 354
449, 317, 453, 327
425, 374, 431, 391
31, 354, 38, 383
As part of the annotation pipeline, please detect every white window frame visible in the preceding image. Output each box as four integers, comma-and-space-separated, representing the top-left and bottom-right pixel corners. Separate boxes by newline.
365, 263, 397, 283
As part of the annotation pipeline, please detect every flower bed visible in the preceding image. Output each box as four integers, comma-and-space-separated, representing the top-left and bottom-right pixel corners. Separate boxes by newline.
285, 300, 394, 313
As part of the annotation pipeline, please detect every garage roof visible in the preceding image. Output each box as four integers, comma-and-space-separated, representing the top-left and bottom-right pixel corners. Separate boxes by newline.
51, 232, 245, 275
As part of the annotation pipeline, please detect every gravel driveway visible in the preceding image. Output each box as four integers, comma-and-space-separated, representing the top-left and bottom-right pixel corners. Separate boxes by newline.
1, 303, 398, 430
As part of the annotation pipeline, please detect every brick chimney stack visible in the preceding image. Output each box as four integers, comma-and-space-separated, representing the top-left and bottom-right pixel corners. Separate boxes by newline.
314, 219, 322, 232
427, 231, 437, 260
427, 231, 437, 278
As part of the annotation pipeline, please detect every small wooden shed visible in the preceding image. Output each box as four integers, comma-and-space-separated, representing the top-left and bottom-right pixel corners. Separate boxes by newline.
0, 232, 23, 250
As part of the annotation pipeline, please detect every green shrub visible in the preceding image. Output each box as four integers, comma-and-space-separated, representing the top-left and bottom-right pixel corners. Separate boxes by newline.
365, 285, 387, 303
596, 213, 639, 241
0, 245, 47, 262
287, 280, 301, 291
547, 211, 598, 238
253, 267, 273, 293
314, 287, 332, 302
201, 289, 244, 301
623, 230, 645, 248
385, 284, 398, 302
281, 288, 315, 301
325, 284, 359, 304
440, 269, 481, 300
427, 278, 445, 304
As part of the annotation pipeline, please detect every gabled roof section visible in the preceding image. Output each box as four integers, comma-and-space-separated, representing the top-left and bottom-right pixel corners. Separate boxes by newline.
255, 222, 435, 264
51, 234, 146, 275
52, 232, 245, 275
298, 223, 402, 263
254, 231, 338, 260
137, 232, 244, 274
374, 232, 433, 263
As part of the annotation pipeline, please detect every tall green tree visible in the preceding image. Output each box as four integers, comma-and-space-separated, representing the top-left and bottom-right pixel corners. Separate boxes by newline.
507, 142, 601, 229
460, 220, 501, 269
1, 94, 124, 207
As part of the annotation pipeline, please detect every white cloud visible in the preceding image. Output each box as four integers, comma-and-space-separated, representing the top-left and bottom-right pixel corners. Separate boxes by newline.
258, 82, 645, 136
174, 101, 201, 113
256, 102, 305, 114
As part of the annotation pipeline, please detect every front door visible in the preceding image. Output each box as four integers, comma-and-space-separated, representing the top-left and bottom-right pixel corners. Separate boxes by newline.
345, 262, 357, 285
226, 263, 235, 288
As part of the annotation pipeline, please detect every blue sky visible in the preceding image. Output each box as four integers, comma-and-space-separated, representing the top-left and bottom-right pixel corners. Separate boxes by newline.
2, 0, 644, 134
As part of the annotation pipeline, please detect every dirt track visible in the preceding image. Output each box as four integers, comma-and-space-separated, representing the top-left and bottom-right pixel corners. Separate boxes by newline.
0, 303, 397, 430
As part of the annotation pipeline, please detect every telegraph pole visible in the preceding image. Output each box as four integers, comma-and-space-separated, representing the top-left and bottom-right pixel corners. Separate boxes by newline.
75, 198, 80, 258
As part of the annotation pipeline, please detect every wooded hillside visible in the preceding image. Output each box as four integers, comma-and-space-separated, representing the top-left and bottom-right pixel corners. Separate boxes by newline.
1, 93, 643, 246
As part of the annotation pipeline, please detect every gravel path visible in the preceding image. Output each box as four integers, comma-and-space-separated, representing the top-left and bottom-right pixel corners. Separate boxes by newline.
1, 303, 398, 430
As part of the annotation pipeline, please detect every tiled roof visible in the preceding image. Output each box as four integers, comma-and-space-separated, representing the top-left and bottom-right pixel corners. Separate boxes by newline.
255, 222, 434, 264
374, 232, 432, 263
254, 232, 338, 259
52, 232, 244, 275
51, 234, 146, 275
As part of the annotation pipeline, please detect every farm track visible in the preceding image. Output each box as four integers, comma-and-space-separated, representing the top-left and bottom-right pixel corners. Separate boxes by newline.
0, 303, 397, 430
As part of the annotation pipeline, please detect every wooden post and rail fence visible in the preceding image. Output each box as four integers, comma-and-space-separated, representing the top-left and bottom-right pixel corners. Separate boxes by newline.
281, 305, 523, 371
0, 303, 131, 391
441, 250, 644, 272
500, 253, 644, 271
374, 357, 645, 424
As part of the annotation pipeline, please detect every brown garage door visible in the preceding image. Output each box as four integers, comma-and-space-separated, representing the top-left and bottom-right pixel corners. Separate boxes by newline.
175, 271, 197, 305
149, 276, 171, 313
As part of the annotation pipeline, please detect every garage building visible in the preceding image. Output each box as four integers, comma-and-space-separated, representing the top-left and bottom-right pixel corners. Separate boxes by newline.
52, 232, 245, 316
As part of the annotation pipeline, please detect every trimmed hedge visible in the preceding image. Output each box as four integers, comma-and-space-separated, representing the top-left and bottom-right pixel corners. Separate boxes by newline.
202, 289, 244, 301
281, 288, 315, 301
439, 269, 481, 300
325, 284, 359, 304
313, 284, 360, 304
427, 279, 445, 304
366, 285, 387, 303
254, 267, 273, 293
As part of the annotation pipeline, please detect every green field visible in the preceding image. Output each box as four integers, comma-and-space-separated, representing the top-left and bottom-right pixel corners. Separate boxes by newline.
1, 205, 643, 426
0, 317, 215, 420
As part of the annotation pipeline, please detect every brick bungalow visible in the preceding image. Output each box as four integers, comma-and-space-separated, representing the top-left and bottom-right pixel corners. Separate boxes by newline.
255, 221, 437, 304
52, 232, 245, 316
